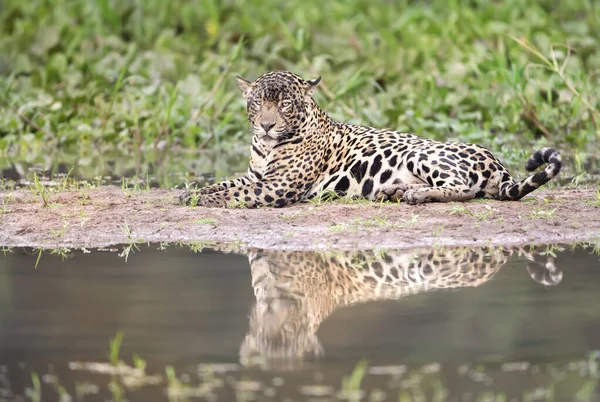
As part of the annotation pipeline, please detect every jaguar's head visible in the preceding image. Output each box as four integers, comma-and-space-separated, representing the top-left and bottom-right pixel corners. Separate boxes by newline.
236, 70, 321, 142
238, 296, 324, 369
238, 250, 325, 369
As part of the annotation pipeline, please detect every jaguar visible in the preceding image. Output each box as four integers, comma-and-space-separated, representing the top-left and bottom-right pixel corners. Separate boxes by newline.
180, 70, 561, 208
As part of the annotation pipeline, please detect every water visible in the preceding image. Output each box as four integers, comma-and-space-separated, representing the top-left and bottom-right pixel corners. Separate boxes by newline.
0, 243, 599, 401
2, 148, 600, 190
0, 148, 250, 190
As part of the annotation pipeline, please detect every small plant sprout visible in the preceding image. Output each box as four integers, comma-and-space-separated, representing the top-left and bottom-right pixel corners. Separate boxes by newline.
188, 191, 201, 207
0, 197, 8, 223
79, 210, 89, 226
186, 241, 215, 253
34, 249, 43, 269
165, 366, 190, 401
193, 218, 217, 226
226, 199, 248, 209
109, 331, 124, 366
449, 205, 472, 216
133, 354, 147, 374
31, 172, 50, 207
51, 220, 70, 238
281, 210, 308, 220
530, 208, 557, 220
587, 188, 600, 208
26, 372, 42, 402
50, 248, 73, 262
308, 189, 339, 206
340, 360, 368, 400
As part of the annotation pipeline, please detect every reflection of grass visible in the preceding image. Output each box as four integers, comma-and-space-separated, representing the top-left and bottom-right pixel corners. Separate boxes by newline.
109, 332, 124, 367
21, 334, 600, 402
340, 360, 368, 400
27, 372, 41, 402
118, 220, 144, 262
33, 247, 73, 269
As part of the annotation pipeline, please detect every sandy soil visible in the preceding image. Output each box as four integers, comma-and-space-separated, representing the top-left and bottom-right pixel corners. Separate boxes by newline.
0, 186, 599, 251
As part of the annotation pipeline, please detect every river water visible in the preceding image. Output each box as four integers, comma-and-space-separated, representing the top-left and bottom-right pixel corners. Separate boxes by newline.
0, 243, 599, 401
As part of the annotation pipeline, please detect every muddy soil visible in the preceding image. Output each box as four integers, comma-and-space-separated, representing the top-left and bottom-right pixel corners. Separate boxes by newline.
0, 186, 599, 251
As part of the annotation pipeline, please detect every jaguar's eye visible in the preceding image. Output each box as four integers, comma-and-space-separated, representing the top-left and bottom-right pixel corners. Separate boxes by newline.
280, 100, 292, 110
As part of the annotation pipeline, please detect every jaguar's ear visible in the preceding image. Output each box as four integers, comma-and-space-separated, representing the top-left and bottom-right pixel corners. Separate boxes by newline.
305, 76, 321, 97
236, 76, 253, 99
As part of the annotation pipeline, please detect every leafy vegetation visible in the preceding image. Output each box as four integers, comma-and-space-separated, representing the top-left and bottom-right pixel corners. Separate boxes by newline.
1, 0, 600, 183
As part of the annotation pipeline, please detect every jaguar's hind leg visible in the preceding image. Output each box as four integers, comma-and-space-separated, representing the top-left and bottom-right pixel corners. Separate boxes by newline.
375, 183, 429, 202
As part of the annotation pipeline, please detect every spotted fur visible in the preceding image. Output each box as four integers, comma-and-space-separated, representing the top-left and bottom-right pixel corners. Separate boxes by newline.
179, 71, 562, 207
239, 246, 561, 365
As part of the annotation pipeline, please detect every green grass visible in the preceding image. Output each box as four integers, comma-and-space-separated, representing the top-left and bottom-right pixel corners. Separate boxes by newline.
530, 206, 557, 219
193, 217, 217, 226
588, 187, 600, 207
109, 331, 124, 366
1, 0, 600, 177
329, 214, 419, 232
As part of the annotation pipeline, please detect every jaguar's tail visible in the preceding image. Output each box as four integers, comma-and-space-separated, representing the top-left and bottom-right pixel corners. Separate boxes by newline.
499, 148, 562, 201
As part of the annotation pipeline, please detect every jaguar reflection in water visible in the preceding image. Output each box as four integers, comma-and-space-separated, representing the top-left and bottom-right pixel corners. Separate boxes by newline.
239, 245, 562, 366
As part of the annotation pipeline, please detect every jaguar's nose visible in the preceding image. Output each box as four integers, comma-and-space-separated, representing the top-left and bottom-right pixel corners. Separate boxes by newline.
261, 122, 275, 133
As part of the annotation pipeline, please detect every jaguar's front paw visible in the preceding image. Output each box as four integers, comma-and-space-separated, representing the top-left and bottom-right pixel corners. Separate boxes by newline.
376, 187, 406, 203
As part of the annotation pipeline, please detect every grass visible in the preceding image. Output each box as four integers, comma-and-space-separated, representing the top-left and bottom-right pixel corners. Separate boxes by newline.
1, 0, 600, 184
449, 203, 496, 222
50, 219, 70, 237
0, 196, 9, 223
177, 240, 217, 253
530, 207, 557, 219
32, 247, 74, 268
109, 331, 124, 366
226, 199, 248, 209
193, 217, 217, 226
27, 372, 41, 402
280, 210, 308, 220
30, 172, 50, 206
329, 214, 419, 232
587, 187, 600, 207
121, 176, 150, 197
339, 360, 368, 400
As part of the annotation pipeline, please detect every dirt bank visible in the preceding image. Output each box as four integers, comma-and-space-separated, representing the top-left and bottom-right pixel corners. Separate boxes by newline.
0, 186, 599, 251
